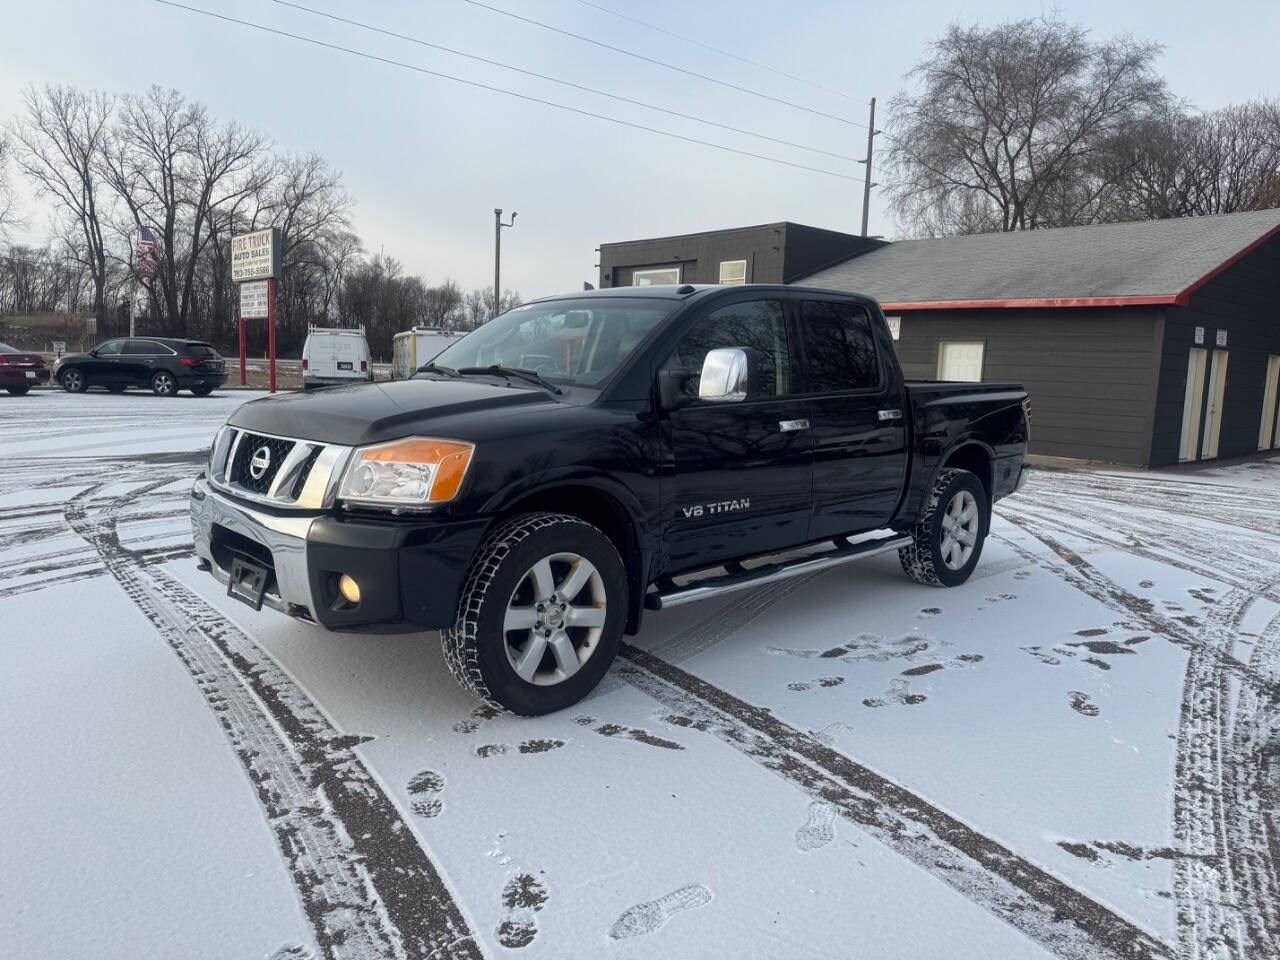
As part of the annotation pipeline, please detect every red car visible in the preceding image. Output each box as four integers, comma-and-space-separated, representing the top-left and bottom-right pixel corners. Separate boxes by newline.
0, 342, 52, 395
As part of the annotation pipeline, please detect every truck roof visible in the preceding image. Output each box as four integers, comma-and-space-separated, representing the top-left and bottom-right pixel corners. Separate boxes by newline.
530, 284, 880, 309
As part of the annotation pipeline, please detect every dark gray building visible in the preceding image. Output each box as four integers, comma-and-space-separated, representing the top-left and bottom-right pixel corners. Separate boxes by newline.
799, 209, 1280, 467
598, 222, 880, 289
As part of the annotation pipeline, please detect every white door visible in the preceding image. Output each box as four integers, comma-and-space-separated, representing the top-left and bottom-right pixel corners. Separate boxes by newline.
938, 342, 984, 382
1200, 350, 1229, 460
1259, 355, 1280, 451
1179, 348, 1208, 462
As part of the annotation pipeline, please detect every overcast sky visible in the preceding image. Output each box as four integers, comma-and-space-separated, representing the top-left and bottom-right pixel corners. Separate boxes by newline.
1, 0, 1277, 300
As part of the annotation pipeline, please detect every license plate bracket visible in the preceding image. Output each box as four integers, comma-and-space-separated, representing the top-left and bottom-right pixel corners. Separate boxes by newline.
227, 556, 269, 610
337, 361, 353, 371
25, 371, 36, 379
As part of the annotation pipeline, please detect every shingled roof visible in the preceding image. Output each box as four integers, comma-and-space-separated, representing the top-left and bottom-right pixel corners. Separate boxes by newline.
799, 208, 1280, 310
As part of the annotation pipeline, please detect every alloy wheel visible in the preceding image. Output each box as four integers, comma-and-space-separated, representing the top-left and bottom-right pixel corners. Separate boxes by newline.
939, 490, 980, 571
503, 551, 607, 686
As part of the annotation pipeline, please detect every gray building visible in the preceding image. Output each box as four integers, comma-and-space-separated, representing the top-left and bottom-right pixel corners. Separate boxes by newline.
598, 222, 880, 289
799, 209, 1280, 467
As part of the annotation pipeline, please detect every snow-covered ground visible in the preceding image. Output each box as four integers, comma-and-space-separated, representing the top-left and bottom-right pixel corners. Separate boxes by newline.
2, 389, 1278, 960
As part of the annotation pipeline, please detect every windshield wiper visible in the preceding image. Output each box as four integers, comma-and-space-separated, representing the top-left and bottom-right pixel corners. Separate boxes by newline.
417, 362, 461, 378
457, 364, 564, 395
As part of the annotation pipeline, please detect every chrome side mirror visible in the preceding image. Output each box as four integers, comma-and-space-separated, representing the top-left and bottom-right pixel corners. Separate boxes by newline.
698, 347, 749, 402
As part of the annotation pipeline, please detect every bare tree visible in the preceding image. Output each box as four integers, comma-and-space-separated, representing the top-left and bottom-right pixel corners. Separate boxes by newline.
9, 86, 116, 325
422, 280, 463, 330
886, 16, 1169, 235
0, 133, 16, 236
98, 86, 269, 335
1100, 101, 1280, 221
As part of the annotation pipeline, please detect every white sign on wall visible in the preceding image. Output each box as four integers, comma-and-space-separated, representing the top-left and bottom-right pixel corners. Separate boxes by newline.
231, 227, 281, 282
53, 340, 66, 357
239, 280, 269, 319
1194, 326, 1205, 345
1215, 329, 1228, 347
885, 315, 901, 340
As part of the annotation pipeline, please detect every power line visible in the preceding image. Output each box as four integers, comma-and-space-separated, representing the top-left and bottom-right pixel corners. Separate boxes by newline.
270, 0, 862, 164
456, 0, 870, 131
569, 0, 871, 106
152, 1, 864, 182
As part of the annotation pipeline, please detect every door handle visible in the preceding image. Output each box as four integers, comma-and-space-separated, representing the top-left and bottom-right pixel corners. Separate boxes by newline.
778, 419, 809, 433
878, 409, 903, 421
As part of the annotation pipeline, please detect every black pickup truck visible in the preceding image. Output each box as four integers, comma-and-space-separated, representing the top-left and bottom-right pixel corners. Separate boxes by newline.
192, 285, 1029, 714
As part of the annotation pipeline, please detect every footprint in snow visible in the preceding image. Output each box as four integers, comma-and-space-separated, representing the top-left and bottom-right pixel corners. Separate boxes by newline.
406, 769, 446, 818
495, 872, 549, 949
1013, 570, 1032, 580
453, 703, 502, 734
863, 678, 926, 708
608, 884, 713, 940
795, 801, 837, 851
1139, 579, 1155, 588
787, 676, 845, 691
476, 739, 565, 758
917, 607, 942, 618
1069, 691, 1100, 717
900, 653, 983, 676
266, 944, 315, 960
573, 716, 684, 750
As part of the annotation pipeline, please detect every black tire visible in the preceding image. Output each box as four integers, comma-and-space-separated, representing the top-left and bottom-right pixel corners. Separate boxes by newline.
190, 385, 214, 397
6, 385, 31, 395
106, 385, 127, 393
61, 369, 87, 393
899, 467, 989, 587
150, 370, 178, 397
441, 512, 628, 716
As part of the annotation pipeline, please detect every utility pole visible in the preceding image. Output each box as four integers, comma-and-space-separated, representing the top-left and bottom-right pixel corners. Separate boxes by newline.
493, 208, 517, 320
859, 97, 879, 237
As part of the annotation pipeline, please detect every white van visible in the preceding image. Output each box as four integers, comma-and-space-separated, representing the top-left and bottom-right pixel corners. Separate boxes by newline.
302, 325, 373, 390
391, 327, 463, 380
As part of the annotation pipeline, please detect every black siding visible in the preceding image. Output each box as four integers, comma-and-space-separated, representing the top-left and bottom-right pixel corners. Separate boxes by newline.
889, 307, 1163, 465
1151, 233, 1280, 466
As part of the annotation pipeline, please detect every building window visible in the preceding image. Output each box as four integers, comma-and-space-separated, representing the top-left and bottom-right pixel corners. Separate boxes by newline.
937, 342, 984, 382
718, 260, 747, 285
632, 267, 681, 286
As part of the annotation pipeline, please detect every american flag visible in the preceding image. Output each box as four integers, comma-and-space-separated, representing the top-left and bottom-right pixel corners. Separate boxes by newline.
135, 226, 161, 276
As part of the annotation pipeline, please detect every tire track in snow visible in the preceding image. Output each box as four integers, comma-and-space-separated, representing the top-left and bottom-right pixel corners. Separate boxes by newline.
64, 480, 484, 960
996, 506, 1277, 959
619, 644, 1174, 960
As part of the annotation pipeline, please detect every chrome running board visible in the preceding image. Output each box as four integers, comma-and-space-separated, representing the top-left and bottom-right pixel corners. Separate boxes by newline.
644, 533, 913, 611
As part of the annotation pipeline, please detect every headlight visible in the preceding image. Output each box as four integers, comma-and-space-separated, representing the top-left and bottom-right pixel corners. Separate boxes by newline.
337, 437, 475, 508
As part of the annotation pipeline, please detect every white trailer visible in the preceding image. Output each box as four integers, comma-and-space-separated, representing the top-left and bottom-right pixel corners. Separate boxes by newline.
391, 328, 462, 380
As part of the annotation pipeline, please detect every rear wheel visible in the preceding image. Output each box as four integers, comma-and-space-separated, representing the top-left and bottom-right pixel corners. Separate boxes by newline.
441, 512, 626, 716
6, 385, 31, 395
899, 468, 989, 587
190, 385, 214, 397
150, 370, 178, 397
61, 369, 86, 393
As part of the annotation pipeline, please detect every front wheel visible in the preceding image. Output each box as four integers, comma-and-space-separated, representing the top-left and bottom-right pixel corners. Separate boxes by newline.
6, 385, 31, 395
899, 468, 989, 587
61, 369, 87, 393
150, 370, 178, 397
441, 512, 627, 716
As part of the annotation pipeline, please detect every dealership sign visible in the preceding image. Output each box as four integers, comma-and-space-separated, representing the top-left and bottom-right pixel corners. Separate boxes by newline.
231, 227, 281, 282
239, 280, 269, 319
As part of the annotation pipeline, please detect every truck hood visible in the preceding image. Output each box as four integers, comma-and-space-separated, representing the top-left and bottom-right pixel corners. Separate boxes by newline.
227, 377, 558, 446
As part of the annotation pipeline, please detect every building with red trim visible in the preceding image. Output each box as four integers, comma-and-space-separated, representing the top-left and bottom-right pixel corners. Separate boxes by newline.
797, 209, 1280, 466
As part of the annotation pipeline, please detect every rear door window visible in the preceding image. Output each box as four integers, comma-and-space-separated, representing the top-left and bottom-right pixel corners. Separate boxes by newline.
796, 300, 882, 393
124, 340, 165, 355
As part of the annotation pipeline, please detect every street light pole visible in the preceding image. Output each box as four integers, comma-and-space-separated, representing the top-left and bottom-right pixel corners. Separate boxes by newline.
493, 208, 517, 320
858, 96, 880, 237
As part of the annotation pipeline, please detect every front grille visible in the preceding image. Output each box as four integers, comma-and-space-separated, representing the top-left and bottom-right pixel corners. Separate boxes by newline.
291, 446, 323, 499
230, 433, 295, 494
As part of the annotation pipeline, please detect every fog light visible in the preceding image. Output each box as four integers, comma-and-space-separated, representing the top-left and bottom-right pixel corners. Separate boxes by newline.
338, 574, 361, 605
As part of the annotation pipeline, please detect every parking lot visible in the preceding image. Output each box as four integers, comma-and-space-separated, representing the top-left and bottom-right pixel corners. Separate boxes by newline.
2, 388, 1278, 960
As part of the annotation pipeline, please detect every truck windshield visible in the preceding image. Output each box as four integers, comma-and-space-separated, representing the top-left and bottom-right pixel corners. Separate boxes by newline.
431, 298, 673, 388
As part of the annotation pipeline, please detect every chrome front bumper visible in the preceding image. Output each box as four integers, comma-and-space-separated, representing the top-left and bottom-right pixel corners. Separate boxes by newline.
190, 476, 318, 618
